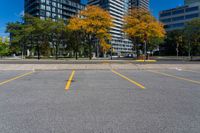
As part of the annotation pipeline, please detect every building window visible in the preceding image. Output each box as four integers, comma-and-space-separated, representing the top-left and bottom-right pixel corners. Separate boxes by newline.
172, 16, 184, 21
172, 9, 184, 15
52, 2, 56, 7
58, 3, 62, 8
46, 12, 51, 17
46, 0, 50, 5
40, 10, 45, 16
160, 12, 171, 17
46, 6, 51, 11
172, 23, 184, 28
58, 9, 62, 14
161, 18, 171, 23
41, 0, 45, 4
41, 4, 45, 10
52, 13, 57, 18
185, 13, 199, 19
186, 6, 199, 12
52, 7, 56, 12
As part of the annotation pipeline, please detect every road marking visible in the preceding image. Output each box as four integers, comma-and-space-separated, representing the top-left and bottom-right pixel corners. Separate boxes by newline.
65, 70, 75, 90
0, 71, 34, 86
135, 60, 157, 63
102, 61, 110, 64
148, 70, 200, 85
111, 69, 145, 89
182, 69, 200, 74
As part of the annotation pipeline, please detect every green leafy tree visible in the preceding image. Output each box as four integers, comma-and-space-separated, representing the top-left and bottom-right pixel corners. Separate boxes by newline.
148, 37, 164, 55
184, 18, 200, 59
51, 19, 66, 59
0, 37, 10, 57
7, 14, 60, 59
6, 15, 34, 58
168, 30, 184, 57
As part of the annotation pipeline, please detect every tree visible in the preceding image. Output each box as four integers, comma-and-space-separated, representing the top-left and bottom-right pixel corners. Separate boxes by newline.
100, 39, 111, 57
30, 16, 54, 59
0, 37, 10, 57
124, 8, 166, 58
67, 16, 85, 59
148, 37, 164, 55
68, 6, 113, 59
6, 15, 35, 58
7, 14, 61, 59
6, 22, 25, 55
184, 18, 200, 60
49, 19, 66, 59
167, 30, 184, 58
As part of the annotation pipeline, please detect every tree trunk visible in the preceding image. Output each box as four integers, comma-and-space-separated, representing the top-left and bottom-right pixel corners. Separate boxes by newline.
144, 40, 147, 60
37, 44, 40, 60
89, 42, 92, 60
88, 36, 92, 60
132, 38, 140, 59
136, 46, 140, 59
55, 44, 58, 60
176, 42, 179, 59
37, 37, 40, 60
75, 51, 78, 60
188, 42, 191, 60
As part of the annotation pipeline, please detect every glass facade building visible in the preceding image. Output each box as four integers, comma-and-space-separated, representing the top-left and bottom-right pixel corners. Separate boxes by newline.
129, 0, 149, 10
25, 0, 85, 21
159, 2, 200, 31
88, 0, 135, 54
185, 0, 200, 5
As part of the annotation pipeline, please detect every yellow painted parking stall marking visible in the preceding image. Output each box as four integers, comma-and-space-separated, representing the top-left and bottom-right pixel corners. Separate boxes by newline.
65, 70, 75, 90
0, 71, 34, 86
111, 69, 146, 89
148, 70, 200, 85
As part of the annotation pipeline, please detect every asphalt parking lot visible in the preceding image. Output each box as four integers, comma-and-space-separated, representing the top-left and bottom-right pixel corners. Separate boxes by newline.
0, 69, 200, 133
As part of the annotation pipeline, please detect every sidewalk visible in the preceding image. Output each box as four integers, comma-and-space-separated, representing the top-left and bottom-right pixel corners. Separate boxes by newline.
0, 64, 199, 70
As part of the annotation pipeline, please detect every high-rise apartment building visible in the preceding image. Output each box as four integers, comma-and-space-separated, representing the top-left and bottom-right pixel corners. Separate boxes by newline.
88, 0, 139, 54
129, 0, 149, 10
159, 1, 200, 31
185, 0, 200, 5
25, 0, 85, 21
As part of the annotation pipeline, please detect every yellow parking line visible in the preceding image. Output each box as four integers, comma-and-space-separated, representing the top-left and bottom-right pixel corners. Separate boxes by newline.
0, 71, 34, 86
135, 60, 157, 63
65, 70, 75, 90
102, 61, 110, 64
111, 69, 145, 89
148, 70, 200, 85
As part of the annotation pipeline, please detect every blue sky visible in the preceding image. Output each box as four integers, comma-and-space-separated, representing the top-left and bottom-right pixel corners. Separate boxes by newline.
0, 0, 184, 36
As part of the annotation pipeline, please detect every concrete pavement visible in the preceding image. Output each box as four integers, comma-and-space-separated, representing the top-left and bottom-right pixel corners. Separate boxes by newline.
0, 63, 199, 70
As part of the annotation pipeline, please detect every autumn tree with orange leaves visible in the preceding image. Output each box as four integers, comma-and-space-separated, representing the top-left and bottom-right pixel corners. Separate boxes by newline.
68, 5, 113, 59
124, 8, 166, 58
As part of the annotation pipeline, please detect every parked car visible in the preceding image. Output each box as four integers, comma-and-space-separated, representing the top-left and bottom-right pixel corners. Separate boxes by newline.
125, 54, 137, 58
